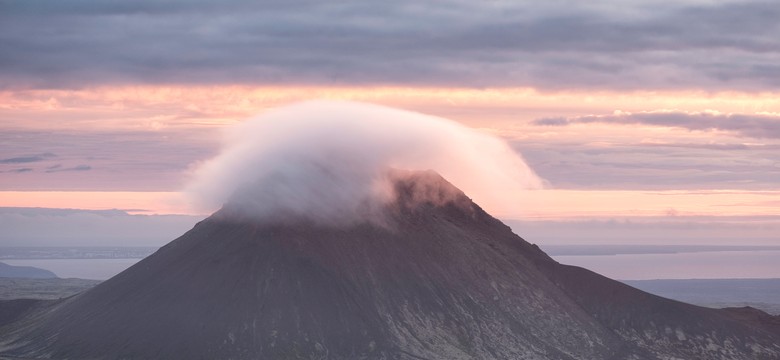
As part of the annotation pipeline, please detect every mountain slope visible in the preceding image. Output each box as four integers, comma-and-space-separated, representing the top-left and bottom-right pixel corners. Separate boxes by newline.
1, 171, 778, 359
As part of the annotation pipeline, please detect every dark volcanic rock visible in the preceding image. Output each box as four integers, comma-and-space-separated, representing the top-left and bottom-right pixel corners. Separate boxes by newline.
1, 171, 778, 359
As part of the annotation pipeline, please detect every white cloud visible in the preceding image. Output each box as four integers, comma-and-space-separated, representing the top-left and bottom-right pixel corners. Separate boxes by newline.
185, 100, 543, 224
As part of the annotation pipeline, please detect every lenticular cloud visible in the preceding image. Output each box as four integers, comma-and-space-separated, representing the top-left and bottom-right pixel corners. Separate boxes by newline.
185, 100, 543, 223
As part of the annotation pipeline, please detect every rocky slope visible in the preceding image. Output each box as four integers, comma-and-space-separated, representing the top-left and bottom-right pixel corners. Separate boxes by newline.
1, 171, 778, 359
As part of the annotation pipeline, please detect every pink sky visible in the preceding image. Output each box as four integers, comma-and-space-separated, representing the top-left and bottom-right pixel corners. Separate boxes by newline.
3, 86, 779, 216
1, 1, 779, 247
2, 86, 779, 247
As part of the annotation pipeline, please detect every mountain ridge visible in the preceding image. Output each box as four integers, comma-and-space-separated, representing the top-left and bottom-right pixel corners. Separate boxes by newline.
0, 262, 57, 279
1, 171, 778, 359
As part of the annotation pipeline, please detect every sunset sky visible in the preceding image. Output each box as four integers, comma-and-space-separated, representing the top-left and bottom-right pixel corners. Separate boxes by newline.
1, 0, 778, 247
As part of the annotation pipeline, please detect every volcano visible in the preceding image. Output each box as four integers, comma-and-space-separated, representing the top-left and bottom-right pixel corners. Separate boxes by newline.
1, 171, 779, 359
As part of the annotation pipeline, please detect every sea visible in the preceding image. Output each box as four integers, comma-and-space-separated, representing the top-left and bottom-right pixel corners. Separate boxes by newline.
2, 258, 141, 280
2, 246, 779, 314
551, 250, 780, 280
1, 246, 779, 281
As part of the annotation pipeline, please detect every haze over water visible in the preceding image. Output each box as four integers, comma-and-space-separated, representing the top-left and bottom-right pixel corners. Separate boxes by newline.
5, 248, 779, 281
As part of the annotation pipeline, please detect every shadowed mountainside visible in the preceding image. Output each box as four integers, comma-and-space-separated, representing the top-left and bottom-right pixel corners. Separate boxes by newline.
1, 170, 778, 359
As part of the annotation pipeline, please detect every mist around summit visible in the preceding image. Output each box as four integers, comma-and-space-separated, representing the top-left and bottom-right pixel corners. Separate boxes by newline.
4, 168, 778, 360
185, 100, 543, 224
2, 102, 779, 360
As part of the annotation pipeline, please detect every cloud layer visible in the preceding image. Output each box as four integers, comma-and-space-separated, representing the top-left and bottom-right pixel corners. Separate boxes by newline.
533, 111, 780, 139
0, 129, 217, 191
518, 141, 780, 190
2, 0, 779, 90
185, 100, 543, 223
522, 110, 780, 190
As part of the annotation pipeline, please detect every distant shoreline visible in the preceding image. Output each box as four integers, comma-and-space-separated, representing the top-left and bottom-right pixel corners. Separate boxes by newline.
2, 277, 777, 316
623, 278, 780, 315
0, 246, 158, 260
3, 246, 780, 282
540, 244, 780, 256
4, 244, 780, 259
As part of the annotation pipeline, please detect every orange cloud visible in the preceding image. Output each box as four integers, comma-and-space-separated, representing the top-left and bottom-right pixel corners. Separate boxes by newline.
3, 85, 780, 219
0, 191, 196, 215
3, 189, 779, 221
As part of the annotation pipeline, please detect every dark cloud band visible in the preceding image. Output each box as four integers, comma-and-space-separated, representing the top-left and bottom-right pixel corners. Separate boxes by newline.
1, 0, 779, 90
0, 153, 56, 164
532, 111, 780, 139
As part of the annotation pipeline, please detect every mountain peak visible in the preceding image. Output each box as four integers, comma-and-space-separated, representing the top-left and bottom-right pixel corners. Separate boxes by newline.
214, 168, 479, 226
3, 171, 778, 360
385, 169, 474, 213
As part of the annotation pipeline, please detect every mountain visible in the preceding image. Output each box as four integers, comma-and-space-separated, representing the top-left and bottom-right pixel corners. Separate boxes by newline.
0, 262, 57, 279
1, 170, 778, 359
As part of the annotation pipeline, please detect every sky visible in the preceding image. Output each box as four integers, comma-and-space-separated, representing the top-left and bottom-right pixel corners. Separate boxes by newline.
1, 0, 779, 247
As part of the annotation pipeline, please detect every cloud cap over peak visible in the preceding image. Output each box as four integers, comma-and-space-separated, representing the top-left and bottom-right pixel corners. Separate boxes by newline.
185, 100, 543, 224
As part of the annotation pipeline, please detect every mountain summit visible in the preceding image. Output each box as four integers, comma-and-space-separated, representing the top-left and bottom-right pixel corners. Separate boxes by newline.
1, 171, 779, 359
